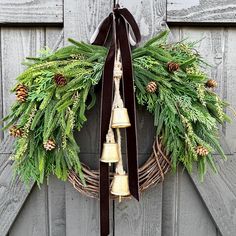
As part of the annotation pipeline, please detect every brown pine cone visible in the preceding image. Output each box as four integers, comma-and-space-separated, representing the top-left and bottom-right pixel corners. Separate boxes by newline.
167, 62, 180, 72
43, 139, 56, 151
196, 145, 209, 156
54, 74, 67, 86
16, 84, 28, 102
9, 125, 24, 138
206, 79, 217, 88
146, 81, 157, 93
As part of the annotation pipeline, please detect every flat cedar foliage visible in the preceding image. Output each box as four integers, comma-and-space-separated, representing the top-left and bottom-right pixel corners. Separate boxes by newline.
1, 31, 231, 185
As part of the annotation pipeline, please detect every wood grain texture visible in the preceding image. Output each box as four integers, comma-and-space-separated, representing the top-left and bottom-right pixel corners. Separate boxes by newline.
64, 0, 113, 43
46, 27, 66, 236
114, 1, 166, 235
63, 1, 114, 235
0, 28, 3, 141
178, 170, 218, 236
172, 26, 236, 236
115, 185, 163, 236
224, 28, 236, 153
0, 152, 34, 236
1, 27, 45, 117
189, 154, 236, 236
0, 27, 45, 236
119, 0, 167, 42
8, 184, 48, 236
167, 0, 236, 24
0, 0, 63, 24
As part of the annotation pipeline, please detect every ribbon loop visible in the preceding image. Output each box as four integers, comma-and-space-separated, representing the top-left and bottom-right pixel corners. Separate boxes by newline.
92, 6, 141, 236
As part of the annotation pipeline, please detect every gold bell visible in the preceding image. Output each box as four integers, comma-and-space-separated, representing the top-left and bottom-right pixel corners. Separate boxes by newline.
100, 142, 119, 164
111, 108, 131, 128
111, 174, 130, 201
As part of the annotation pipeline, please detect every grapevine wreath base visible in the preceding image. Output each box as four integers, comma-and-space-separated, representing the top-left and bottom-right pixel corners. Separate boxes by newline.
68, 138, 170, 199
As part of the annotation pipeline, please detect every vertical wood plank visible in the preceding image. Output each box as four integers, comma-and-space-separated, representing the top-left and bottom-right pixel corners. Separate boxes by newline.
119, 0, 167, 42
1, 27, 48, 236
0, 28, 3, 141
46, 27, 66, 236
224, 28, 236, 152
115, 185, 163, 236
176, 26, 236, 236
1, 27, 45, 126
162, 27, 221, 236
161, 27, 180, 236
189, 154, 236, 236
178, 170, 218, 236
114, 1, 166, 235
8, 185, 49, 236
63, 0, 114, 235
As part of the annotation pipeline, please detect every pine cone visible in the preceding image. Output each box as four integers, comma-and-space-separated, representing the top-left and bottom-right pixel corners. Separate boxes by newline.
43, 139, 56, 151
16, 84, 28, 102
206, 79, 217, 88
54, 74, 67, 86
167, 62, 180, 72
146, 81, 157, 93
9, 125, 24, 138
196, 145, 209, 156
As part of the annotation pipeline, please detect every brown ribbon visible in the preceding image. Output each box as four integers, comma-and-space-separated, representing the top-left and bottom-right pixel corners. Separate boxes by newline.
91, 5, 141, 236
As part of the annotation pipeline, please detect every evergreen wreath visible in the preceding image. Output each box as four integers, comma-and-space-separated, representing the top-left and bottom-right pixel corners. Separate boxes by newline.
2, 30, 232, 191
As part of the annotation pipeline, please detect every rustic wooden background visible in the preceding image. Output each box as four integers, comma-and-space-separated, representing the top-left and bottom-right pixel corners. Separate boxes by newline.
0, 0, 236, 236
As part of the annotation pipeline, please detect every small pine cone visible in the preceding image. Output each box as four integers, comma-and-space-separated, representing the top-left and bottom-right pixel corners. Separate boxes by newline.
167, 62, 180, 72
54, 74, 67, 86
16, 84, 28, 102
196, 145, 209, 156
146, 81, 157, 93
43, 139, 56, 151
9, 125, 24, 138
206, 79, 217, 88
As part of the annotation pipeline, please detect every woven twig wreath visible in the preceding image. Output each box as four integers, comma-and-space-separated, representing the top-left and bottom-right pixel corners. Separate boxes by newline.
68, 137, 171, 199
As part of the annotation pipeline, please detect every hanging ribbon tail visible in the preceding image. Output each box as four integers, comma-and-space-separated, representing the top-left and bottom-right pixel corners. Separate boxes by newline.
91, 5, 141, 235
115, 7, 141, 201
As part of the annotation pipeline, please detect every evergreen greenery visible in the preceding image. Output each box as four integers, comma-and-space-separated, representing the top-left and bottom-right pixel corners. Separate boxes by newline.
2, 30, 231, 185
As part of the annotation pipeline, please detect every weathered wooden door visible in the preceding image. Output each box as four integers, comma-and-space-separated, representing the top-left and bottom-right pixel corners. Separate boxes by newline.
0, 0, 236, 235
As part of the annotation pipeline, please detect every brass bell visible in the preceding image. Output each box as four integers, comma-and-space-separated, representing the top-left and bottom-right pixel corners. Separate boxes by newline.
111, 174, 130, 200
111, 108, 131, 128
100, 142, 119, 164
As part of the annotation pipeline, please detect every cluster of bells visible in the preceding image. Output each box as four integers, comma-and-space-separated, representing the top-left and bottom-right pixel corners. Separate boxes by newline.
100, 57, 131, 200
100, 107, 131, 200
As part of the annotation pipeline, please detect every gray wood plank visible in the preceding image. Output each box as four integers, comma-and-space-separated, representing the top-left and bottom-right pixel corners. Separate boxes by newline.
0, 27, 45, 236
0, 27, 3, 141
45, 27, 66, 236
0, 0, 63, 24
1, 27, 45, 117
189, 154, 236, 236
8, 184, 49, 236
162, 26, 222, 236
119, 0, 167, 42
115, 185, 163, 236
63, 1, 114, 235
114, 1, 166, 235
178, 27, 236, 235
178, 169, 218, 236
167, 0, 236, 24
64, 0, 113, 44
224, 28, 236, 153
0, 152, 34, 236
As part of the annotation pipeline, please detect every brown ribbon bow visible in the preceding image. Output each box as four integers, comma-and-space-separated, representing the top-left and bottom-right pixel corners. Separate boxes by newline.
91, 5, 141, 236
